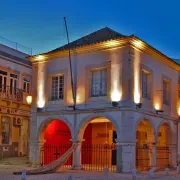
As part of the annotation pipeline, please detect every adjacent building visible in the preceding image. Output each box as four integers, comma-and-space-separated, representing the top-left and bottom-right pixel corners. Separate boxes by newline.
28, 27, 180, 172
0, 43, 32, 159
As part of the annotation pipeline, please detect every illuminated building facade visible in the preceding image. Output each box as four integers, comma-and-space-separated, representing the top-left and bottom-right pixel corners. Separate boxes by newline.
29, 27, 180, 172
0, 43, 32, 159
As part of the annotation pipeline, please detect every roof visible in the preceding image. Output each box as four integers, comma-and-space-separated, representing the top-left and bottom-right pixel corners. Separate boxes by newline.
47, 27, 127, 54
0, 49, 32, 67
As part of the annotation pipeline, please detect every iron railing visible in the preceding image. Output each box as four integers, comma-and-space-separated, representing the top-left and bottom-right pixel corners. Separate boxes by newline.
40, 144, 72, 169
40, 143, 116, 172
0, 85, 23, 103
156, 146, 170, 168
0, 36, 32, 55
81, 144, 116, 172
136, 145, 152, 171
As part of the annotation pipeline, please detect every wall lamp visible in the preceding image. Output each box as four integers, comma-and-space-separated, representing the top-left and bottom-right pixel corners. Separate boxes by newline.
112, 101, 119, 107
37, 108, 43, 112
136, 103, 142, 109
156, 110, 164, 114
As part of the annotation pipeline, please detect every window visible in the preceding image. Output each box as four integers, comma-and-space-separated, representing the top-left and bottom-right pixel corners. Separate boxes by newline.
51, 75, 64, 101
0, 70, 7, 92
23, 77, 30, 93
10, 73, 18, 95
91, 68, 107, 97
141, 70, 151, 99
1, 116, 10, 144
163, 80, 170, 105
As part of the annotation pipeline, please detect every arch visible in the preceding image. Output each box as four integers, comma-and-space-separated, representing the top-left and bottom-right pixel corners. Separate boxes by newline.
156, 120, 172, 168
76, 113, 120, 141
37, 115, 74, 141
134, 115, 157, 136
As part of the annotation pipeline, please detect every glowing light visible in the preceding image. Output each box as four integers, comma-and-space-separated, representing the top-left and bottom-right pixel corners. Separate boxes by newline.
111, 89, 121, 101
133, 47, 141, 104
134, 93, 140, 104
155, 103, 160, 110
110, 52, 122, 102
177, 100, 180, 116
133, 40, 143, 48
37, 62, 46, 108
36, 55, 45, 61
26, 95, 32, 105
105, 40, 121, 48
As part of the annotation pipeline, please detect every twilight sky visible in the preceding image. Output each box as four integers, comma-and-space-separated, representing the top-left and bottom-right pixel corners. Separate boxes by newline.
0, 0, 180, 58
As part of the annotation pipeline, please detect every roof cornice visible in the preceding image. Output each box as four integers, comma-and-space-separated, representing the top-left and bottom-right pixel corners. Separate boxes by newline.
28, 36, 180, 70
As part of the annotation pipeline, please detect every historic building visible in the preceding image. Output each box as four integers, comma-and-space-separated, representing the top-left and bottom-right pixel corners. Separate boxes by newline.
0, 43, 32, 159
28, 27, 180, 172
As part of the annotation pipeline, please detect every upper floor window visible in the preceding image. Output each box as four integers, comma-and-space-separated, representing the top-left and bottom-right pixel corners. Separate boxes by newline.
91, 68, 107, 97
51, 75, 64, 101
0, 70, 7, 92
141, 70, 151, 99
23, 77, 30, 93
163, 80, 170, 105
10, 73, 18, 94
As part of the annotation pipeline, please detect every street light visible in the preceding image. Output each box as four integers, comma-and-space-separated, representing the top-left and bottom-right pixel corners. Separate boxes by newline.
26, 95, 32, 105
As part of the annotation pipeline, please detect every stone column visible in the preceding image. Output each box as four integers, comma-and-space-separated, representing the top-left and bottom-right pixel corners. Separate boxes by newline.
151, 143, 156, 168
116, 142, 136, 173
29, 140, 45, 167
72, 141, 83, 170
170, 144, 177, 167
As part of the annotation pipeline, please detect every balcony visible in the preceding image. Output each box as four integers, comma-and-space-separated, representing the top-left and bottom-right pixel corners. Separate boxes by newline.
0, 85, 23, 104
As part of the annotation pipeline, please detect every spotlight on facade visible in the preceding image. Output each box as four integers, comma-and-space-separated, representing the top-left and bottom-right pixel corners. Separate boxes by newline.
112, 101, 119, 107
37, 107, 43, 112
67, 105, 75, 109
136, 103, 142, 109
156, 109, 164, 114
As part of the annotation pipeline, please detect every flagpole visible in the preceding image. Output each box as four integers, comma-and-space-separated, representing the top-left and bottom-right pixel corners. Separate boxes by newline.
64, 17, 76, 110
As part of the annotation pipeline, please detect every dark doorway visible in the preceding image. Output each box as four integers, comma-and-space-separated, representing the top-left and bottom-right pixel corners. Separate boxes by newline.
112, 131, 117, 165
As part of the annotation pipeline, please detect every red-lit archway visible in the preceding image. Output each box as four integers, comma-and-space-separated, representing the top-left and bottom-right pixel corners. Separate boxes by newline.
81, 117, 117, 172
40, 119, 72, 166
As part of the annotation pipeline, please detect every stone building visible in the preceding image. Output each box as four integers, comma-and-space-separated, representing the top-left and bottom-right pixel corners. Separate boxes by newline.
28, 27, 180, 172
0, 42, 32, 159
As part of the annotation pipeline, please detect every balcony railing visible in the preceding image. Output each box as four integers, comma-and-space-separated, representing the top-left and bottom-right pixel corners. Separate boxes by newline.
0, 85, 23, 104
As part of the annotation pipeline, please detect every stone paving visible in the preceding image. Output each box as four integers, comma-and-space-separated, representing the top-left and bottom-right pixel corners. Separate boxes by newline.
1, 157, 180, 179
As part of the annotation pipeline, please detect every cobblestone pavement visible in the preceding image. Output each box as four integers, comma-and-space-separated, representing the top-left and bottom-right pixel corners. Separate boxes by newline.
0, 171, 180, 180
0, 158, 180, 179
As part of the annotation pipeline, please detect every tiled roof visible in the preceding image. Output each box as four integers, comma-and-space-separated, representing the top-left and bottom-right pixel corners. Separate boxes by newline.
47, 27, 127, 53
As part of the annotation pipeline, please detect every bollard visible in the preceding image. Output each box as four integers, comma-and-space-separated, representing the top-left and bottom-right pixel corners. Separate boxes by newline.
165, 168, 169, 176
149, 169, 154, 178
177, 166, 180, 174
132, 169, 137, 180
21, 169, 26, 180
104, 168, 108, 180
67, 174, 72, 180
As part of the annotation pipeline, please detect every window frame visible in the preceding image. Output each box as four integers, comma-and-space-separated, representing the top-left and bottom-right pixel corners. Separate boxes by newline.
90, 67, 107, 97
163, 79, 170, 106
140, 65, 153, 101
51, 74, 64, 101
23, 77, 31, 93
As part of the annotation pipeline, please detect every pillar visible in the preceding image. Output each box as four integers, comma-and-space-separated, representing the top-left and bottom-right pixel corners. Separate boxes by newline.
72, 141, 82, 170
29, 140, 44, 167
170, 144, 177, 167
116, 142, 136, 173
151, 143, 156, 167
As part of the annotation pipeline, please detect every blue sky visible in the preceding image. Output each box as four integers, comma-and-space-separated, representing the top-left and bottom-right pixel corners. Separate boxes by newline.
0, 0, 180, 58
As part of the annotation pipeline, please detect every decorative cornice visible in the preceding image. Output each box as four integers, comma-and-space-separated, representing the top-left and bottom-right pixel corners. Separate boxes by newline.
28, 36, 180, 70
